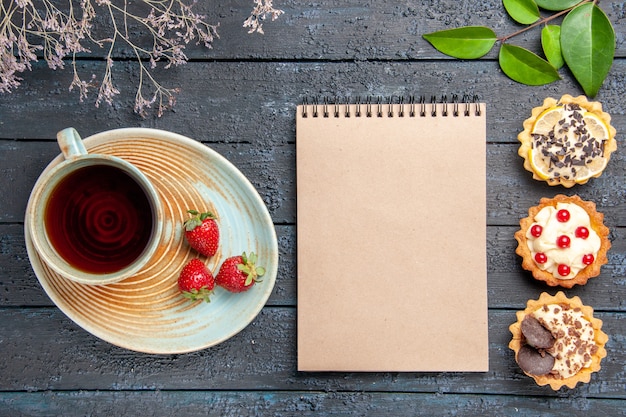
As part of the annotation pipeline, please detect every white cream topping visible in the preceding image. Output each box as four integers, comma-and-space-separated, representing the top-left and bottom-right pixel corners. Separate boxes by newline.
532, 304, 596, 379
525, 202, 601, 280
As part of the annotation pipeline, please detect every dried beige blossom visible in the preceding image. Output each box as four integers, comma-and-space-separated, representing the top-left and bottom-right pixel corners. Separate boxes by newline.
0, 0, 282, 116
244, 0, 284, 34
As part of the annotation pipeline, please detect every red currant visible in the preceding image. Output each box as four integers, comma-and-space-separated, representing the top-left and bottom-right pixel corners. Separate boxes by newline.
557, 235, 571, 248
575, 226, 590, 239
582, 254, 595, 265
558, 264, 571, 276
534, 252, 548, 264
556, 209, 570, 222
530, 224, 543, 238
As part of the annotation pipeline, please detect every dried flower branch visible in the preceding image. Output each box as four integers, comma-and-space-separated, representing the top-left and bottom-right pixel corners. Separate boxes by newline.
1, 0, 282, 117
244, 0, 284, 34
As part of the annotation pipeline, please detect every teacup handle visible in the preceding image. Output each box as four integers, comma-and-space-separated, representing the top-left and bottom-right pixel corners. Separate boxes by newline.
57, 127, 88, 160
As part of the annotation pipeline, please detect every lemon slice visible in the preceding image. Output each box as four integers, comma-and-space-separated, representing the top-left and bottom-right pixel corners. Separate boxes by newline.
527, 148, 550, 180
576, 113, 611, 180
583, 113, 610, 142
528, 105, 564, 180
573, 159, 609, 182
531, 106, 564, 135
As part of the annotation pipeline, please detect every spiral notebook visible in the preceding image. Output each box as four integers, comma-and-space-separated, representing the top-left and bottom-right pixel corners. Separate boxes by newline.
296, 96, 489, 372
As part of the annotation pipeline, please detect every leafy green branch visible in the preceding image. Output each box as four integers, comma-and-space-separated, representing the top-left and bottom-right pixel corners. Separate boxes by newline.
422, 0, 615, 97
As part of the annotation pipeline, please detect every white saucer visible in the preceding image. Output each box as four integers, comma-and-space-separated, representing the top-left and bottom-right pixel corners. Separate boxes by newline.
24, 128, 278, 354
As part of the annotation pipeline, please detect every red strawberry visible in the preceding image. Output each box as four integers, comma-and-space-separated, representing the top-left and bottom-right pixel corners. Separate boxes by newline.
216, 252, 265, 293
178, 258, 215, 302
184, 209, 219, 257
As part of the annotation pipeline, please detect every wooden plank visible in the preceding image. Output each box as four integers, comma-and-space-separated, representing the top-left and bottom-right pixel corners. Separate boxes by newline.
1, 60, 625, 140
24, 0, 626, 60
197, 0, 626, 60
0, 224, 296, 308
0, 224, 41, 306
0, 142, 61, 223
1, 0, 625, 412
487, 227, 626, 311
1, 391, 625, 416
486, 145, 626, 228
0, 307, 623, 397
3, 223, 625, 310
0, 140, 296, 224
1, 142, 624, 310
1, 140, 624, 227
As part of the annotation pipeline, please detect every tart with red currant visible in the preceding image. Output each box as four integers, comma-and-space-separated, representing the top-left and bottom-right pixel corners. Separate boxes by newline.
509, 291, 608, 390
514, 195, 610, 288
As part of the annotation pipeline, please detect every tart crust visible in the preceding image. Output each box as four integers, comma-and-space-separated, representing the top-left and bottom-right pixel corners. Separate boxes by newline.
518, 94, 617, 187
509, 291, 608, 390
514, 194, 610, 288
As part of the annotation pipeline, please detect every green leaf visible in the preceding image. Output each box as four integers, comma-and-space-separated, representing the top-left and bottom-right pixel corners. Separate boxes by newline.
535, 0, 583, 11
561, 3, 615, 97
499, 43, 561, 85
503, 0, 540, 24
541, 25, 564, 69
237, 264, 251, 274
423, 26, 497, 59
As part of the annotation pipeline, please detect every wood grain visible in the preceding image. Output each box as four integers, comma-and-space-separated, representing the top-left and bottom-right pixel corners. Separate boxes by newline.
4, 222, 626, 310
0, 141, 624, 226
0, 307, 624, 398
1, 59, 625, 141
43, 0, 626, 61
2, 0, 626, 414
2, 391, 626, 416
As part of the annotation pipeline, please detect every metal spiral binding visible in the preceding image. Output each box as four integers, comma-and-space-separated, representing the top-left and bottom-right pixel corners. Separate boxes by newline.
301, 95, 481, 118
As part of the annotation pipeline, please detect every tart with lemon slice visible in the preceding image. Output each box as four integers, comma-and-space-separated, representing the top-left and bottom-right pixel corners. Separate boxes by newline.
518, 95, 617, 187
509, 291, 608, 390
515, 195, 610, 288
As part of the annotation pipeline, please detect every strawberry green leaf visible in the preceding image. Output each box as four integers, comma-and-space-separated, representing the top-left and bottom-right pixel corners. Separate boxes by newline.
199, 211, 216, 221
499, 43, 561, 85
423, 26, 497, 59
561, 3, 615, 97
503, 0, 540, 25
535, 0, 582, 11
541, 25, 564, 69
244, 275, 254, 286
184, 218, 202, 231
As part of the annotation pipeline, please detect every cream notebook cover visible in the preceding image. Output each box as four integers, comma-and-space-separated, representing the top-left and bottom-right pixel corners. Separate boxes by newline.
296, 97, 489, 372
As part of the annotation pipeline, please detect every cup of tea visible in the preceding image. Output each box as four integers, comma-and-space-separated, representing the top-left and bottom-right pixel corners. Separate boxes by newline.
26, 128, 163, 285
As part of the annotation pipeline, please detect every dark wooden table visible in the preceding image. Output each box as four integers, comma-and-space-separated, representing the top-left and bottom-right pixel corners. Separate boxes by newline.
1, 0, 625, 415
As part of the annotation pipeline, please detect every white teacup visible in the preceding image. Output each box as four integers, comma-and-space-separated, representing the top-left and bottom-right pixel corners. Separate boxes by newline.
26, 128, 163, 285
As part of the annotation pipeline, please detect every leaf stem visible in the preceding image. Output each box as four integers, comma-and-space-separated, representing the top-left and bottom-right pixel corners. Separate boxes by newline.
499, 0, 595, 43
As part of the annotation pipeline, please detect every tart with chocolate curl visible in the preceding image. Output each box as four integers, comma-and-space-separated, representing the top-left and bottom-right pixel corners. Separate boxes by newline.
518, 94, 617, 187
515, 194, 610, 288
509, 292, 608, 390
